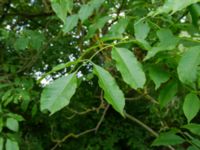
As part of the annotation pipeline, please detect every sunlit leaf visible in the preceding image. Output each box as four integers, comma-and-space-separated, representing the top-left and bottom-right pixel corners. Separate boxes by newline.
149, 0, 200, 16
6, 139, 19, 150
93, 64, 125, 116
0, 137, 3, 150
6, 118, 19, 132
40, 73, 77, 115
112, 47, 146, 89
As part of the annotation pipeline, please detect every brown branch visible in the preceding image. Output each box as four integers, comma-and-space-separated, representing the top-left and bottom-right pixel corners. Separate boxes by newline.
124, 111, 175, 150
51, 104, 109, 149
95, 104, 109, 133
51, 128, 96, 150
124, 111, 158, 137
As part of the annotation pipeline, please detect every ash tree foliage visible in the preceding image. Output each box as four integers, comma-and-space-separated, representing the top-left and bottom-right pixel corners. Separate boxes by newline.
1, 0, 200, 149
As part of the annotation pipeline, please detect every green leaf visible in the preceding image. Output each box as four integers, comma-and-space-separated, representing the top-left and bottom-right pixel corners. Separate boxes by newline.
187, 146, 199, 150
189, 4, 200, 26
0, 137, 3, 150
78, 4, 94, 23
93, 64, 125, 116
40, 73, 77, 115
28, 31, 44, 50
183, 123, 200, 136
149, 0, 200, 16
177, 46, 200, 88
6, 118, 19, 132
14, 36, 29, 51
6, 139, 19, 150
51, 0, 73, 23
148, 66, 170, 90
107, 18, 129, 38
89, 0, 105, 10
134, 20, 151, 50
63, 14, 79, 33
7, 113, 24, 122
134, 20, 150, 41
86, 16, 111, 39
183, 93, 200, 123
145, 29, 179, 60
0, 118, 3, 132
111, 47, 146, 89
158, 81, 178, 108
152, 131, 185, 146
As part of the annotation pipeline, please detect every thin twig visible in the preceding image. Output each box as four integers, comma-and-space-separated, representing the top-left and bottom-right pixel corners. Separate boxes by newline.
124, 111, 158, 137
125, 95, 144, 101
51, 128, 96, 150
51, 104, 108, 149
124, 111, 175, 150
95, 104, 109, 133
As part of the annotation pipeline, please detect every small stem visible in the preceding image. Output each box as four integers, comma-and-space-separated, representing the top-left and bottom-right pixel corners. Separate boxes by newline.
95, 104, 109, 133
124, 111, 175, 150
124, 111, 158, 137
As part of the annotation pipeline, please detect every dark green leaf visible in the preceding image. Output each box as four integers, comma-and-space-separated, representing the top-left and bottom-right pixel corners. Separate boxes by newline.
14, 36, 29, 51
158, 81, 178, 108
187, 146, 199, 150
